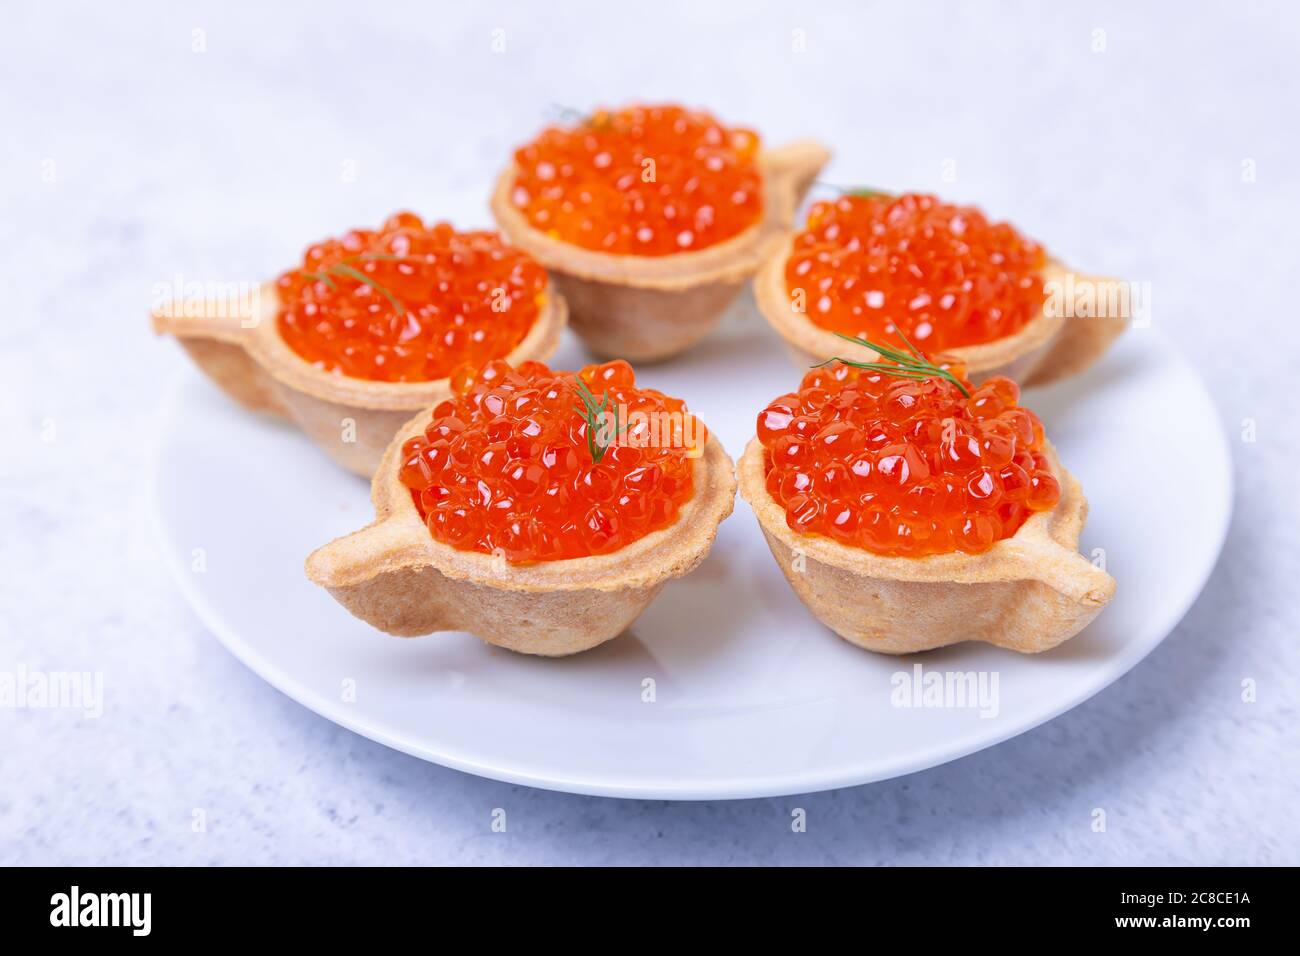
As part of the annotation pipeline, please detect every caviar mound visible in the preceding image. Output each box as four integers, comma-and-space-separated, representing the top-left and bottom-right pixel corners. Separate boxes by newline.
786, 193, 1048, 351
757, 360, 1061, 558
509, 103, 764, 256
276, 213, 547, 383
398, 358, 707, 564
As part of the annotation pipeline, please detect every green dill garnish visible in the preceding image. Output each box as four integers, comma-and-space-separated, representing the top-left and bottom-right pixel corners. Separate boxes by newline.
816, 329, 970, 398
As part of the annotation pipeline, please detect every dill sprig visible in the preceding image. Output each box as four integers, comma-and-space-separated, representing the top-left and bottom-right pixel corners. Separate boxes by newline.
300, 256, 407, 316
816, 329, 971, 398
328, 263, 405, 316
549, 102, 588, 125
814, 180, 895, 200
571, 376, 628, 464
547, 102, 612, 130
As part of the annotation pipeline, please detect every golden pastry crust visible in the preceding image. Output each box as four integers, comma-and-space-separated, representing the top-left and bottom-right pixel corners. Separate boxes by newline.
754, 236, 1129, 387
737, 436, 1115, 654
491, 140, 831, 362
305, 413, 738, 657
151, 282, 567, 476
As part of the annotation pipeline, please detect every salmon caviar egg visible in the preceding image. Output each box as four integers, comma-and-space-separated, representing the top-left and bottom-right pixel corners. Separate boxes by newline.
785, 193, 1048, 350
276, 213, 546, 383
757, 362, 1061, 557
510, 103, 763, 256
399, 359, 708, 564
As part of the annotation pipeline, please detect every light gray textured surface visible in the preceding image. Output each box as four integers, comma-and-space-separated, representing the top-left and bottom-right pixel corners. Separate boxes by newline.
1, 0, 1296, 865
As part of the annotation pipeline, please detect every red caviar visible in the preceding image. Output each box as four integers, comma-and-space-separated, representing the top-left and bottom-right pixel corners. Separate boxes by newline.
400, 359, 707, 563
276, 213, 546, 382
510, 103, 763, 256
786, 193, 1048, 350
757, 362, 1060, 558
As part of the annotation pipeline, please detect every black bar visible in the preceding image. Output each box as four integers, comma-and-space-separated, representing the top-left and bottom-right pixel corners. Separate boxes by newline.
0, 866, 1280, 941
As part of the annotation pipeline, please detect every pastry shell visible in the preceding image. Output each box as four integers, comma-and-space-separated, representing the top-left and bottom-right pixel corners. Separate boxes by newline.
151, 282, 566, 476
755, 239, 1130, 387
491, 139, 830, 362
737, 436, 1115, 654
305, 414, 737, 657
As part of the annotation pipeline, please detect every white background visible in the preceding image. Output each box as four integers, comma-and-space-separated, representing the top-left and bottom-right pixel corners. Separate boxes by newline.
2, 0, 1296, 864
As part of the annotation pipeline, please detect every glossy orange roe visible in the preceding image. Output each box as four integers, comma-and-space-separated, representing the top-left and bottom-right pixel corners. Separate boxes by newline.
786, 193, 1048, 350
276, 213, 546, 382
757, 361, 1061, 557
510, 103, 763, 255
399, 359, 707, 563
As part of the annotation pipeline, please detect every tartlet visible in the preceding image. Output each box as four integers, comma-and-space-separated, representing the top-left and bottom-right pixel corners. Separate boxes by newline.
491, 103, 830, 362
151, 215, 566, 476
756, 192, 1129, 386
306, 359, 736, 656
739, 354, 1115, 654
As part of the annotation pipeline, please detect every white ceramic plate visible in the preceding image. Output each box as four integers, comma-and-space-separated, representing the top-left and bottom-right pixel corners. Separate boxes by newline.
149, 194, 1231, 799
150, 314, 1230, 799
